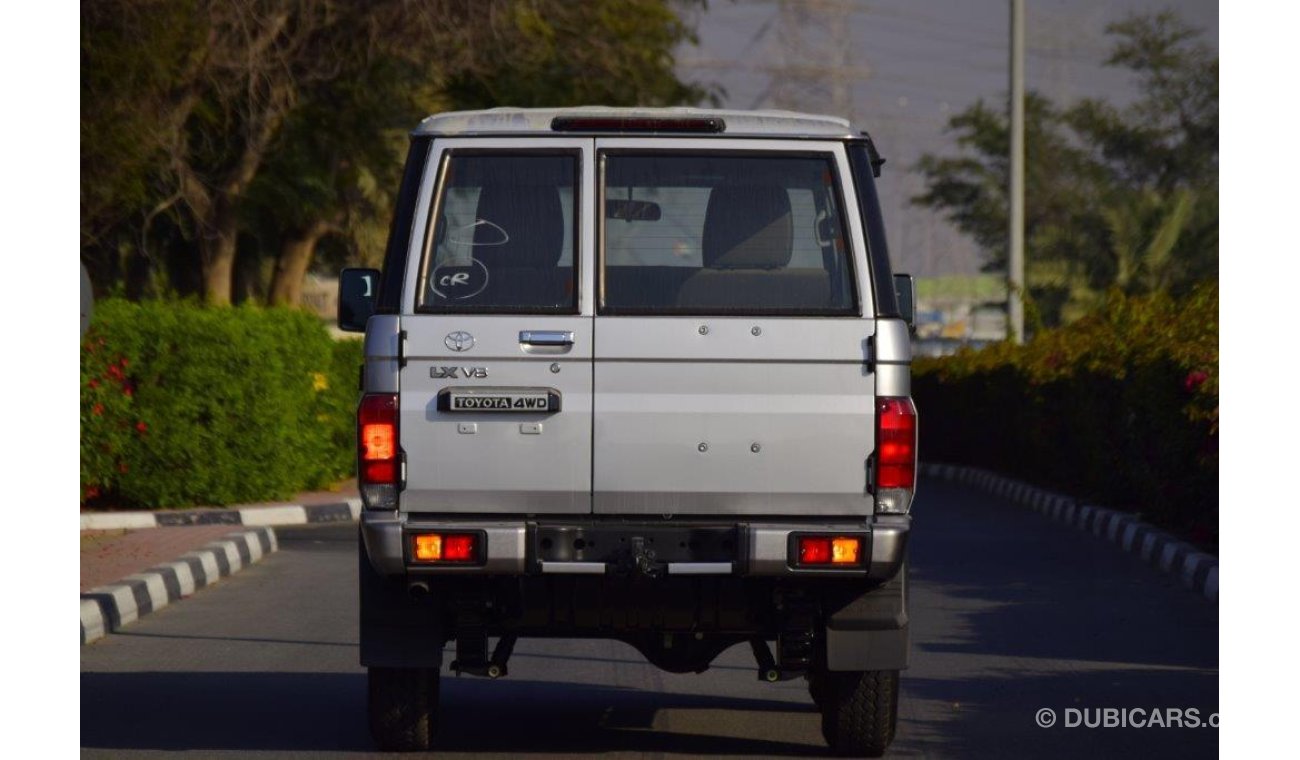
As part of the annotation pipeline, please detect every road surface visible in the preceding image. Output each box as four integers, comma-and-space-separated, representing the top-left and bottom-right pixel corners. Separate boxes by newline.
81, 480, 1218, 758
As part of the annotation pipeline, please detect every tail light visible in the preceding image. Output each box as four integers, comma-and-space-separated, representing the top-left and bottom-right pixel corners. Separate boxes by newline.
358, 393, 399, 509
793, 535, 865, 567
875, 397, 917, 513
411, 532, 481, 564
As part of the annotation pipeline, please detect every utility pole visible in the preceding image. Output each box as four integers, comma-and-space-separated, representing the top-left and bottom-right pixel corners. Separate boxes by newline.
1008, 0, 1026, 343
769, 0, 859, 121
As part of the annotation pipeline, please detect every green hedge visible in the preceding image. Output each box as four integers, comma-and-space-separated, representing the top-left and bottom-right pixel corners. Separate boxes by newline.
914, 285, 1218, 547
81, 300, 363, 508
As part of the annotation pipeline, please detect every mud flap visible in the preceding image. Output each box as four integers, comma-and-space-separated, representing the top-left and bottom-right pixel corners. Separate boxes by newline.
824, 563, 909, 671
359, 539, 445, 668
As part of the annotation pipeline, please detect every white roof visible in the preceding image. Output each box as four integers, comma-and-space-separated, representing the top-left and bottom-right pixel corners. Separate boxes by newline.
413, 107, 855, 139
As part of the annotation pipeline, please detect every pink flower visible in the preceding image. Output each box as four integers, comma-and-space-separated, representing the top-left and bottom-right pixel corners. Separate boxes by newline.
1184, 370, 1209, 392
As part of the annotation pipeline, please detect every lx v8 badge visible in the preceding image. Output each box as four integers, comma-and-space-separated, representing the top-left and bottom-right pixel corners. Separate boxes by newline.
431, 366, 489, 379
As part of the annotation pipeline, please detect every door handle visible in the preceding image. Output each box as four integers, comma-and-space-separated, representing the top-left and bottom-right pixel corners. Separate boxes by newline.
519, 330, 574, 346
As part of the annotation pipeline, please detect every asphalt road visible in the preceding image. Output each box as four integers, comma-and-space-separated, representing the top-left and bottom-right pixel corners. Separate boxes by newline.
81, 480, 1218, 758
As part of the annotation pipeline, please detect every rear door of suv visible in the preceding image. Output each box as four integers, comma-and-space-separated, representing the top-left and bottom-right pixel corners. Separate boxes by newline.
399, 138, 595, 514
592, 139, 877, 517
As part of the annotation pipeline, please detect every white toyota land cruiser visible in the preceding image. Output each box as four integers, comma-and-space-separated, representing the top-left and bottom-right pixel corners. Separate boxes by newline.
338, 107, 918, 757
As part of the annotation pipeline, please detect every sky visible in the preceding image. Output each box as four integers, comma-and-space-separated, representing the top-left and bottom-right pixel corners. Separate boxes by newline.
675, 0, 1219, 278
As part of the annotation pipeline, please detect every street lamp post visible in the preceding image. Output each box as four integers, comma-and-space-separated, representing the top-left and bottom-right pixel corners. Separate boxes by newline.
1009, 0, 1025, 343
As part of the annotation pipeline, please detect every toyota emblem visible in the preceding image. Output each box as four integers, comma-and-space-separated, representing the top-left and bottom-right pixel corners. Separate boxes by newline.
445, 331, 475, 352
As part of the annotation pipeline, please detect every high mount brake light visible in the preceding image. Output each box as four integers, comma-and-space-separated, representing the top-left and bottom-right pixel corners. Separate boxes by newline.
550, 116, 726, 133
875, 397, 917, 513
358, 393, 399, 509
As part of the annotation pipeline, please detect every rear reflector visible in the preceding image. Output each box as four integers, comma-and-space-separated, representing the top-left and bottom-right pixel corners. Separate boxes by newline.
411, 533, 480, 564
358, 394, 399, 509
551, 116, 725, 133
795, 535, 864, 567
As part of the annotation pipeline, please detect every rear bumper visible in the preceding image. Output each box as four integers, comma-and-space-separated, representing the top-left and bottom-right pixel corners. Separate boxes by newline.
361, 512, 909, 581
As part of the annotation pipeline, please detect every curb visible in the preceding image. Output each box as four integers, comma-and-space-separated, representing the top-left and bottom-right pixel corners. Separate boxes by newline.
920, 463, 1217, 603
80, 527, 278, 645
81, 498, 361, 531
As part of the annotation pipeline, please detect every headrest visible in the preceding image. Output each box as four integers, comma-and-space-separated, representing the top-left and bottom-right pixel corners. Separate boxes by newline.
472, 185, 565, 268
702, 184, 793, 269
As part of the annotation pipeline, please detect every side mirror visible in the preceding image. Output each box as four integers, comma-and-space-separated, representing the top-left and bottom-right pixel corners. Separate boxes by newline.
893, 273, 916, 334
338, 268, 380, 333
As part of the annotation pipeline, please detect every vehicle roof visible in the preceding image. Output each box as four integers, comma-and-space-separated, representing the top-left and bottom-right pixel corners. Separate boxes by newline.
413, 107, 855, 139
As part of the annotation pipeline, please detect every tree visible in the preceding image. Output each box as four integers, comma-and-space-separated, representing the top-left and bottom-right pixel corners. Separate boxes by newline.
913, 11, 1218, 326
80, 1, 206, 290
82, 0, 713, 306
444, 0, 714, 110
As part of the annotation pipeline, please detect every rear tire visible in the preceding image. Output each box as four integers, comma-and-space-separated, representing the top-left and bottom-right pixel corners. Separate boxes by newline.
807, 671, 830, 709
817, 669, 899, 757
367, 666, 440, 752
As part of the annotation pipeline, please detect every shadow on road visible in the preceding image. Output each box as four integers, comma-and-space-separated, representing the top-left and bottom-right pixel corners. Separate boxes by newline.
80, 671, 822, 756
889, 480, 1219, 758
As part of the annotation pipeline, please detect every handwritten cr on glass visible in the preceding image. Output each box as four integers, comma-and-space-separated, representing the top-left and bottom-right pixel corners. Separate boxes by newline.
421, 154, 577, 313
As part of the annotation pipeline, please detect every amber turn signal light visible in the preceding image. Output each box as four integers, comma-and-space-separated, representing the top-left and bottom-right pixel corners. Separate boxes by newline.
831, 537, 861, 565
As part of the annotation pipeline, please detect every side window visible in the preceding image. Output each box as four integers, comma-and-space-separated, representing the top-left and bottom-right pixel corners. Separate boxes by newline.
418, 153, 578, 313
601, 154, 858, 316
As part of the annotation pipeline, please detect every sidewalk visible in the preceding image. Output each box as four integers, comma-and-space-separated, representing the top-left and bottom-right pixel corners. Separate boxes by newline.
80, 483, 359, 643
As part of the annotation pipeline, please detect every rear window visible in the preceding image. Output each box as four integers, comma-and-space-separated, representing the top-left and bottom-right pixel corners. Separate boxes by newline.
418, 152, 578, 313
600, 153, 858, 316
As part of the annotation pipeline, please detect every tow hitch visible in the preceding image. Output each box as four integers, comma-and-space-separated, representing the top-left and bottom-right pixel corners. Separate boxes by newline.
627, 536, 664, 578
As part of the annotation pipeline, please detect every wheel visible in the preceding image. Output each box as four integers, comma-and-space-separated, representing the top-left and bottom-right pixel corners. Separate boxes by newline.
367, 666, 440, 751
817, 669, 899, 757
807, 672, 830, 709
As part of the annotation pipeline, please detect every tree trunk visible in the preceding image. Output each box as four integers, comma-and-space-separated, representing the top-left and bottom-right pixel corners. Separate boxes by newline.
269, 221, 329, 307
201, 197, 240, 306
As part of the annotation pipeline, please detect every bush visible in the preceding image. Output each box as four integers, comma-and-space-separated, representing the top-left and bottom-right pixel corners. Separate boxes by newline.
914, 284, 1218, 547
81, 300, 362, 508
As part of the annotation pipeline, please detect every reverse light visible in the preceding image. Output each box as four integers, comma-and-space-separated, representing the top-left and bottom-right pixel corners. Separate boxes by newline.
358, 393, 399, 509
411, 533, 480, 564
875, 397, 917, 514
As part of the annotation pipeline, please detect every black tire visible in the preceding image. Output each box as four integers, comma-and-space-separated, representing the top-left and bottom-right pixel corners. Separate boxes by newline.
807, 672, 830, 710
367, 666, 440, 752
817, 669, 899, 757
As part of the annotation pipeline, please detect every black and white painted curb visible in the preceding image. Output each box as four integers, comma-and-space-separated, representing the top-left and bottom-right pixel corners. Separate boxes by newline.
921, 463, 1217, 603
80, 498, 361, 531
80, 527, 278, 645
